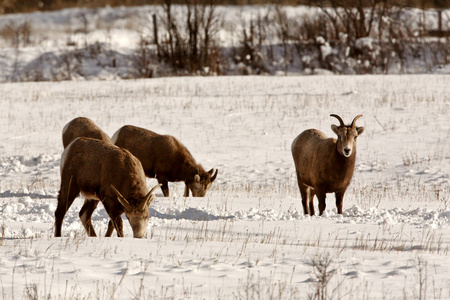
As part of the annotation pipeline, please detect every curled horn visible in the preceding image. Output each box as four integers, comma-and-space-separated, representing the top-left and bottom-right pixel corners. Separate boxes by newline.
330, 114, 345, 127
139, 183, 162, 211
111, 185, 133, 212
148, 183, 162, 196
211, 169, 218, 182
351, 114, 363, 128
208, 168, 218, 182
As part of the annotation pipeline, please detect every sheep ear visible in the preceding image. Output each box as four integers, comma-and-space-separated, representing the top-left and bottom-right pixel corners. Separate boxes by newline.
357, 126, 365, 136
331, 124, 340, 135
111, 185, 132, 212
194, 174, 201, 182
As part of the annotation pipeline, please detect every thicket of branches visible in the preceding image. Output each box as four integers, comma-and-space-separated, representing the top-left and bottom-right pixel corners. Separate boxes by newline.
2, 0, 447, 14
158, 0, 222, 75
136, 0, 448, 76
1, 1, 448, 80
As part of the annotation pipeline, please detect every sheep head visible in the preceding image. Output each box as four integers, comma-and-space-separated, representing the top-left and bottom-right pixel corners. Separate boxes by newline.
330, 114, 365, 158
189, 168, 218, 197
110, 184, 161, 238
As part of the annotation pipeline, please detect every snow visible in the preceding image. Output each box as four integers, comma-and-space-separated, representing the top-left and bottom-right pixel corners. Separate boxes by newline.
0, 5, 449, 81
0, 3, 449, 299
0, 74, 449, 299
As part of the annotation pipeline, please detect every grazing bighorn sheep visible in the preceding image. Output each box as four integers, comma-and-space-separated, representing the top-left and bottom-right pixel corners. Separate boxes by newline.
291, 114, 365, 216
112, 125, 218, 197
62, 117, 111, 148
55, 137, 160, 238
61, 117, 116, 235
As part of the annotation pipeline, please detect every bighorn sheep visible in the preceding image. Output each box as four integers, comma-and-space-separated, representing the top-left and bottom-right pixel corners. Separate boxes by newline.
62, 117, 111, 148
55, 137, 160, 238
112, 125, 218, 197
291, 114, 365, 216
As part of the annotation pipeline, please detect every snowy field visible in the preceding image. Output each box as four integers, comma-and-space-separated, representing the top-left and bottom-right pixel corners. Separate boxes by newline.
0, 74, 449, 299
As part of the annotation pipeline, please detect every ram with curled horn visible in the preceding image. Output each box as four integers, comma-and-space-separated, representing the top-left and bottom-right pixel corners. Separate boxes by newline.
55, 137, 161, 238
112, 125, 218, 197
291, 114, 365, 216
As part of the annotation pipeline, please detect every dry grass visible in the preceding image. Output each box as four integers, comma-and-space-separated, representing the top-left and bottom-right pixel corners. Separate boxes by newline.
0, 75, 448, 299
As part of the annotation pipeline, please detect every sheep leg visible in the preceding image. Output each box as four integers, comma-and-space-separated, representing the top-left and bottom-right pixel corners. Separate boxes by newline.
316, 190, 327, 216
103, 200, 124, 237
106, 214, 123, 237
54, 176, 80, 237
297, 171, 314, 215
109, 216, 123, 237
105, 220, 115, 237
308, 188, 316, 216
158, 178, 170, 197
298, 184, 310, 215
184, 183, 190, 197
79, 199, 99, 237
335, 191, 345, 214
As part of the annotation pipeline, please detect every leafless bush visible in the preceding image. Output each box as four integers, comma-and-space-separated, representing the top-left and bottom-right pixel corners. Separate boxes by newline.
237, 19, 260, 74
308, 252, 336, 300
133, 33, 157, 78
0, 20, 33, 48
235, 270, 300, 299
297, 12, 330, 42
272, 4, 299, 73
1, 20, 33, 81
157, 0, 223, 75
24, 284, 38, 300
415, 257, 428, 300
75, 11, 90, 47
234, 10, 273, 75
313, 0, 416, 74
317, 0, 382, 46
58, 49, 83, 81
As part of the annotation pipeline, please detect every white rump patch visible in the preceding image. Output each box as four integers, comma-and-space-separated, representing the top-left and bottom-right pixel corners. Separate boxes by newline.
111, 129, 120, 144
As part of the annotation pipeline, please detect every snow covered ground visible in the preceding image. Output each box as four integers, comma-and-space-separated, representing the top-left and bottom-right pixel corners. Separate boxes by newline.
0, 74, 449, 299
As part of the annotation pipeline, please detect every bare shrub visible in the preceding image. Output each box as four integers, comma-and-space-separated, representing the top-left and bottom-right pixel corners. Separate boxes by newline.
298, 12, 330, 42
156, 0, 223, 75
59, 49, 83, 80
308, 252, 336, 300
133, 33, 157, 78
272, 4, 299, 73
0, 20, 33, 48
235, 270, 300, 299
75, 11, 91, 47
234, 9, 273, 75
317, 0, 382, 45
415, 257, 428, 300
1, 20, 33, 81
24, 284, 38, 300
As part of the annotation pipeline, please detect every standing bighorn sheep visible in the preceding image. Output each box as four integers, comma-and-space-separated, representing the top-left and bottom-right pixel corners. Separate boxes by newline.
62, 117, 111, 148
55, 137, 160, 238
112, 125, 218, 197
291, 114, 365, 216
